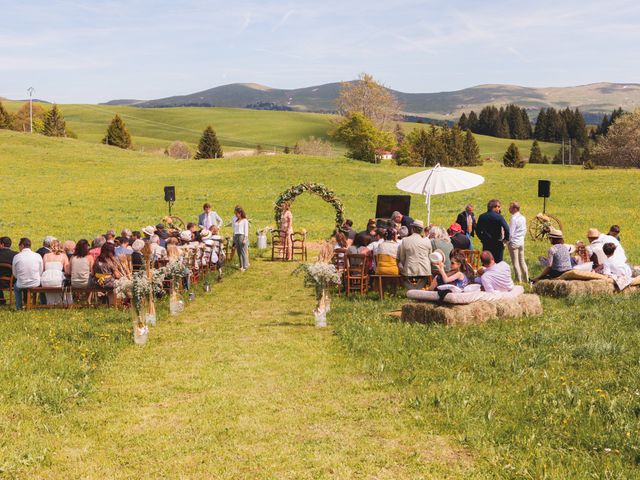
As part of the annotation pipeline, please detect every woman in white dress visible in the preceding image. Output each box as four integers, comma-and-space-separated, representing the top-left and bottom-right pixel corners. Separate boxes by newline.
41, 239, 70, 305
232, 206, 250, 271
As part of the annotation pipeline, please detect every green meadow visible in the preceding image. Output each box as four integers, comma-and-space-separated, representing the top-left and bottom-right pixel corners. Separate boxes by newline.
3, 100, 560, 158
1, 129, 639, 478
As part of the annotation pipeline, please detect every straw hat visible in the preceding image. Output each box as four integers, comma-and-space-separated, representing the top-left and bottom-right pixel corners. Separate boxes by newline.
587, 228, 601, 239
200, 229, 212, 240
411, 219, 425, 229
131, 239, 145, 252
143, 225, 156, 236
203, 239, 214, 246
180, 230, 192, 242
549, 228, 563, 239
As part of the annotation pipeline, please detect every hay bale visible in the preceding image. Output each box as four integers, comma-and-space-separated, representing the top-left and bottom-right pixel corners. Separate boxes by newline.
495, 298, 523, 318
401, 301, 497, 326
534, 279, 615, 298
517, 294, 543, 316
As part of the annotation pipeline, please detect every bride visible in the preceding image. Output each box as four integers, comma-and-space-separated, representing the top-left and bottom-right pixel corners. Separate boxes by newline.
41, 239, 69, 305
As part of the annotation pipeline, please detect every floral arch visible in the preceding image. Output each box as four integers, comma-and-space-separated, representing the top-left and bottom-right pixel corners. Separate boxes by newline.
274, 183, 345, 232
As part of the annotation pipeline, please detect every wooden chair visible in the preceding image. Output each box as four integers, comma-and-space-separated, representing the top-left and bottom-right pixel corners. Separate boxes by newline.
461, 249, 482, 272
371, 255, 401, 299
346, 254, 369, 296
290, 231, 307, 262
271, 231, 284, 261
0, 263, 14, 306
332, 248, 347, 274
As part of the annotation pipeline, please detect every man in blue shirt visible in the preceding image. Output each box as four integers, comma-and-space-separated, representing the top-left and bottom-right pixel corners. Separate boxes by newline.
476, 199, 510, 263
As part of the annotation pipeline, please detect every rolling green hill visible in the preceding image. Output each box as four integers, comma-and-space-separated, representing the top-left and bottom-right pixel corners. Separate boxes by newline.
2, 100, 560, 158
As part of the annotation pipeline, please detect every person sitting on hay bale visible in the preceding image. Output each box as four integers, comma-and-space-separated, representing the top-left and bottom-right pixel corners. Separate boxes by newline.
602, 242, 633, 290
532, 229, 573, 283
587, 227, 627, 270
429, 251, 471, 291
475, 251, 514, 292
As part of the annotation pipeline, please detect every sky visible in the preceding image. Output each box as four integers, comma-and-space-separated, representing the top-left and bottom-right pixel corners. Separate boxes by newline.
2, 0, 640, 103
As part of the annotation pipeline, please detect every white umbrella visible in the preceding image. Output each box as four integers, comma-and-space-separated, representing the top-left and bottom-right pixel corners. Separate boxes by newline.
395, 163, 485, 225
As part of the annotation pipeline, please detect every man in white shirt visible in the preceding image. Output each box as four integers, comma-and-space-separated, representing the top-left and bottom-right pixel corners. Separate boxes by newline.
586, 228, 627, 266
12, 238, 43, 310
198, 203, 223, 230
475, 251, 514, 292
149, 235, 167, 263
507, 202, 528, 283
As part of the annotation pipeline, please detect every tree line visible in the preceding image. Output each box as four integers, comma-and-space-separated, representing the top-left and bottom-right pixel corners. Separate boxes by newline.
459, 105, 532, 139
0, 100, 71, 138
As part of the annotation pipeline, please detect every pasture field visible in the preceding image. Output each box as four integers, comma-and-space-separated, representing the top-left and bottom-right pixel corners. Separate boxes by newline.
1, 130, 640, 478
3, 100, 560, 158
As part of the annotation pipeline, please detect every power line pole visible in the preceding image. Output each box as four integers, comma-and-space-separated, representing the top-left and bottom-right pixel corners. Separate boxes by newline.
27, 87, 35, 133
561, 138, 565, 166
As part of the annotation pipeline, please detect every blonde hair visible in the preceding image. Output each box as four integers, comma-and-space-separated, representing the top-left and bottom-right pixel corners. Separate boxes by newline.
509, 201, 520, 211
50, 239, 64, 255
167, 244, 181, 260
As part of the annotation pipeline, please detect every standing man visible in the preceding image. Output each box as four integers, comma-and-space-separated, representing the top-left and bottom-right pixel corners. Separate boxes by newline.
12, 238, 43, 310
507, 202, 529, 283
456, 204, 476, 243
397, 220, 433, 290
199, 203, 223, 230
476, 199, 510, 263
0, 237, 17, 305
392, 211, 414, 231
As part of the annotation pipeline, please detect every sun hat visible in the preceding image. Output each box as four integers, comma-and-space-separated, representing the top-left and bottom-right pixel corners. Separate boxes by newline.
448, 223, 463, 234
200, 229, 212, 240
587, 228, 601, 239
429, 250, 445, 264
410, 219, 425, 229
143, 225, 156, 236
203, 239, 214, 246
180, 230, 192, 242
549, 228, 563, 239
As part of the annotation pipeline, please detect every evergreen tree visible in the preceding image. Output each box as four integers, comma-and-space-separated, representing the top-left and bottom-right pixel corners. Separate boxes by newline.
402, 126, 446, 167
528, 140, 543, 164
462, 129, 481, 166
444, 124, 465, 166
102, 114, 132, 149
467, 111, 478, 132
542, 154, 550, 164
393, 123, 405, 145
458, 112, 468, 130
552, 143, 571, 165
0, 101, 12, 129
503, 142, 524, 167
534, 109, 548, 140
580, 146, 591, 164
43, 104, 67, 137
496, 116, 510, 138
194, 125, 224, 159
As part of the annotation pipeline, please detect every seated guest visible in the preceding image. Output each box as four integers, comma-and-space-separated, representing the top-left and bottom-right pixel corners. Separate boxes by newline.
428, 226, 453, 271
448, 223, 471, 250
429, 252, 470, 290
149, 234, 167, 263
186, 222, 200, 242
397, 220, 433, 290
131, 239, 145, 272
12, 238, 43, 310
358, 219, 377, 243
70, 239, 94, 288
89, 236, 106, 261
0, 237, 17, 305
375, 228, 400, 275
209, 225, 226, 267
155, 224, 169, 247
392, 211, 414, 231
115, 237, 133, 257
92, 243, 128, 305
142, 225, 156, 240
36, 236, 56, 257
41, 240, 70, 305
608, 225, 621, 241
475, 251, 514, 292
166, 244, 182, 262
347, 233, 372, 269
341, 220, 357, 247
333, 231, 348, 251
398, 226, 409, 240
63, 240, 76, 259
602, 242, 632, 279
532, 229, 572, 282
366, 228, 386, 254
131, 230, 142, 241
121, 229, 133, 242
572, 241, 590, 266
586, 227, 627, 267
105, 231, 116, 244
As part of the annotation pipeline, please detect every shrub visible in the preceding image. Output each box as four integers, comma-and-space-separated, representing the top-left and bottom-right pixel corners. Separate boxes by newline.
165, 140, 192, 159
293, 136, 335, 156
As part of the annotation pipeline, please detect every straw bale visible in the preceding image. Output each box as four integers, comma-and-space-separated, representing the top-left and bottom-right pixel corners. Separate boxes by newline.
494, 299, 523, 318
401, 301, 497, 326
517, 294, 543, 316
534, 279, 614, 297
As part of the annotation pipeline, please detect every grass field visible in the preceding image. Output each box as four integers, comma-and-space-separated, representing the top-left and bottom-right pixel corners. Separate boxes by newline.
3, 100, 560, 158
1, 130, 639, 478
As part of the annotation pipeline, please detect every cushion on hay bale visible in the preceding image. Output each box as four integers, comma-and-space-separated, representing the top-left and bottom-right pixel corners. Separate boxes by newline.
559, 270, 610, 281
401, 293, 542, 326
407, 285, 525, 304
533, 279, 615, 297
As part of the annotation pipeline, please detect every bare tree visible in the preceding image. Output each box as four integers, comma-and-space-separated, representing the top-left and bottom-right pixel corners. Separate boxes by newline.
336, 73, 401, 131
592, 108, 640, 168
293, 136, 335, 156
165, 140, 192, 159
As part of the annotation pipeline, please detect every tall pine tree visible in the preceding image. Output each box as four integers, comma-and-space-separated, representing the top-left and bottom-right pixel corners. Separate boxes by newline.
194, 125, 224, 159
0, 101, 12, 129
458, 112, 468, 130
528, 140, 543, 164
102, 114, 132, 149
43, 104, 67, 137
462, 129, 481, 166
503, 142, 524, 168
467, 111, 478, 132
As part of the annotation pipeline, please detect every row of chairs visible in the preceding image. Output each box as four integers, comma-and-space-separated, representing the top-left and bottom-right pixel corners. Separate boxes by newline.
330, 249, 482, 298
271, 231, 308, 262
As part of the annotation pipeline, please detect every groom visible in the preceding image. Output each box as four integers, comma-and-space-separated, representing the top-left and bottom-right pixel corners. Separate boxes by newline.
198, 203, 223, 230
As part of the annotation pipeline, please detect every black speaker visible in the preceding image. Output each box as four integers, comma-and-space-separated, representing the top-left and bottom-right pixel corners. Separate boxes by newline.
375, 195, 411, 219
538, 180, 551, 198
164, 186, 176, 202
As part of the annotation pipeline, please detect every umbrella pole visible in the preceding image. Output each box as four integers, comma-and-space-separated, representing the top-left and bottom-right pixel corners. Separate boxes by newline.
427, 191, 431, 226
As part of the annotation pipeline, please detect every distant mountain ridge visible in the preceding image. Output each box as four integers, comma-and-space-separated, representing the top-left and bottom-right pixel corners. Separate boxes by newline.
116, 81, 640, 118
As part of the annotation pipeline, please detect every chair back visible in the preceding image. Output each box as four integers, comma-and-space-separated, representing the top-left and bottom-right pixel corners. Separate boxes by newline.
346, 254, 368, 277
460, 249, 481, 271
332, 248, 347, 273
290, 231, 307, 261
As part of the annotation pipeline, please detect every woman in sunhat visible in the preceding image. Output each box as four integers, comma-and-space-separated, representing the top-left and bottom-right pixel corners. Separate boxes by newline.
531, 228, 573, 283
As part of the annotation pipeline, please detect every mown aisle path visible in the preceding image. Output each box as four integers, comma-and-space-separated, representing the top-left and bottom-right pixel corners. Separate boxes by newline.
35, 259, 469, 479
